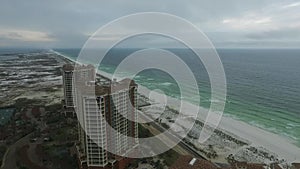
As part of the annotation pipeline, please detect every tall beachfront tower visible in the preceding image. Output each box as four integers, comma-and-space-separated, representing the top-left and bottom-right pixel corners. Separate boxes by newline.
74, 76, 138, 168
62, 64, 95, 117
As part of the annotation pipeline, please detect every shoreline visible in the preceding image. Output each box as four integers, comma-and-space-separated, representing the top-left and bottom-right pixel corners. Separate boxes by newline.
51, 49, 300, 163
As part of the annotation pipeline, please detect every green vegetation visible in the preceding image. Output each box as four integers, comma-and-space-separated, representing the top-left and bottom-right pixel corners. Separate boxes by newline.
0, 145, 7, 166
153, 159, 164, 169
14, 98, 41, 110
40, 87, 60, 93
160, 123, 169, 129
45, 115, 61, 124
158, 149, 180, 166
42, 144, 78, 169
45, 103, 62, 113
49, 126, 77, 143
138, 124, 153, 138
137, 124, 179, 167
45, 103, 63, 125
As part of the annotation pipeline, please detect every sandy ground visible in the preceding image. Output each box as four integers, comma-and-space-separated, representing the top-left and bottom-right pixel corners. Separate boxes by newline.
97, 68, 300, 163
0, 51, 66, 107
55, 51, 300, 164
219, 115, 300, 162
137, 85, 300, 163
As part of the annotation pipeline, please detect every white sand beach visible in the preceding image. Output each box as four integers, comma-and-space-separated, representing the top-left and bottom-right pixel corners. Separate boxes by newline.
55, 51, 300, 164
137, 85, 300, 163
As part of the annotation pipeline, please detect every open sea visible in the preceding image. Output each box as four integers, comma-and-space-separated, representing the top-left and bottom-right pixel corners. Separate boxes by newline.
2, 48, 298, 147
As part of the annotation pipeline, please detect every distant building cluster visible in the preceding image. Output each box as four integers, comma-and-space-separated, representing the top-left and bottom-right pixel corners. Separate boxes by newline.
62, 64, 138, 169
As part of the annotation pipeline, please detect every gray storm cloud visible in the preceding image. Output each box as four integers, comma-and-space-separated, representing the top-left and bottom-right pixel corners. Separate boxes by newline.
0, 0, 299, 48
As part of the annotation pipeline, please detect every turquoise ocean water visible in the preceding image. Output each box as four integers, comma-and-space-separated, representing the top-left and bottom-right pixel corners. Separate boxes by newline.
55, 48, 300, 147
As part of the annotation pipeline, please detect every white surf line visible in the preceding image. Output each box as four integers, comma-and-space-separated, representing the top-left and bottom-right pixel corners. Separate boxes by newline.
51, 49, 300, 163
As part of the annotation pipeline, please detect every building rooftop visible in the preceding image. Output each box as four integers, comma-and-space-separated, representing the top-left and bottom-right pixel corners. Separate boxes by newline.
62, 64, 74, 71
270, 163, 284, 169
292, 163, 300, 169
63, 63, 95, 71
170, 155, 219, 169
77, 78, 137, 97
111, 78, 137, 92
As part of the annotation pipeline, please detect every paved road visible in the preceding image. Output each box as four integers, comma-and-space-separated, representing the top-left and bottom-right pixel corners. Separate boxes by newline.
1, 108, 46, 169
138, 110, 206, 159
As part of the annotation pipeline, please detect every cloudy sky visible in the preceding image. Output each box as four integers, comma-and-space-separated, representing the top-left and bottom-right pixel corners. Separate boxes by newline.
0, 0, 300, 48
